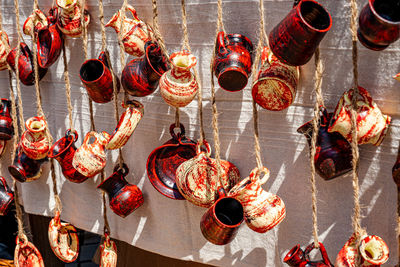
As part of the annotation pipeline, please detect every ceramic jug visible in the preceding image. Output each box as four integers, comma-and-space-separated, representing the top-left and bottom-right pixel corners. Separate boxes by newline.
106, 4, 153, 57
56, 0, 90, 37
297, 108, 353, 180
48, 211, 79, 263
0, 31, 9, 71
0, 98, 14, 140
21, 116, 50, 160
23, 9, 48, 36
159, 50, 198, 107
284, 242, 333, 266
252, 46, 299, 111
97, 164, 144, 218
72, 131, 108, 177
0, 176, 13, 216
328, 86, 391, 146
228, 167, 286, 233
213, 31, 253, 92
105, 100, 144, 150
14, 234, 44, 267
100, 233, 117, 267
48, 129, 88, 183
335, 233, 389, 266
121, 41, 169, 97
37, 13, 63, 68
175, 140, 240, 208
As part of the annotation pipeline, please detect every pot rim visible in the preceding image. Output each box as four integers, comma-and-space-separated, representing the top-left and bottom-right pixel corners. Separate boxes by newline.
297, 0, 332, 33
48, 129, 77, 158
368, 0, 400, 25
211, 196, 244, 228
79, 58, 106, 84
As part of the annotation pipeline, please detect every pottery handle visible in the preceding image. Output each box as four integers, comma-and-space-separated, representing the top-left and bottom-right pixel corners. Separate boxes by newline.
249, 167, 270, 185
126, 4, 140, 21
216, 31, 228, 55
216, 186, 227, 199
83, 131, 96, 146
304, 242, 332, 266
293, 0, 301, 7
170, 123, 185, 140
196, 139, 211, 156
0, 176, 11, 193
98, 51, 110, 68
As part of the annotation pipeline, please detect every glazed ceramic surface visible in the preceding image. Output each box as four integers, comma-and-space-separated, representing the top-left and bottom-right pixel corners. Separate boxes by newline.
9, 144, 47, 182
37, 13, 63, 68
56, 0, 90, 37
284, 242, 333, 266
0, 98, 14, 140
0, 176, 13, 216
0, 31, 9, 71
23, 9, 48, 36
100, 234, 117, 267
14, 234, 44, 267
21, 116, 50, 160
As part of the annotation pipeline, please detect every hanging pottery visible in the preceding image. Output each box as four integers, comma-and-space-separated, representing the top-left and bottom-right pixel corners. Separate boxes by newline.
20, 116, 50, 160
213, 31, 253, 92
23, 9, 48, 36
175, 140, 239, 208
228, 167, 286, 233
106, 4, 153, 57
0, 31, 9, 71
80, 51, 120, 103
284, 242, 333, 266
48, 129, 88, 183
394, 73, 400, 81
37, 12, 63, 68
14, 234, 44, 267
335, 233, 389, 266
269, 0, 332, 66
97, 164, 144, 218
147, 123, 197, 199
100, 233, 117, 267
72, 131, 108, 177
328, 86, 391, 146
121, 41, 169, 97
159, 51, 198, 107
56, 0, 90, 38
48, 211, 79, 263
252, 46, 299, 111
358, 0, 400, 51
105, 100, 144, 150
0, 98, 14, 140
0, 176, 13, 216
297, 108, 353, 180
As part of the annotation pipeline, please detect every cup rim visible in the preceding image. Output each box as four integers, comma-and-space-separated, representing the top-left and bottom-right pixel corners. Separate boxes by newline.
368, 0, 400, 25
212, 196, 244, 228
297, 0, 333, 33
80, 59, 106, 84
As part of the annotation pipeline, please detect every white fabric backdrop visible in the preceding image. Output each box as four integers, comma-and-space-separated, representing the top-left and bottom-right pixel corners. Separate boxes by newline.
0, 0, 399, 266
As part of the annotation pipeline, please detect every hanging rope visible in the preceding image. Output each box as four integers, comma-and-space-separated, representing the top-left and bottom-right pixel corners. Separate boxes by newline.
61, 40, 74, 131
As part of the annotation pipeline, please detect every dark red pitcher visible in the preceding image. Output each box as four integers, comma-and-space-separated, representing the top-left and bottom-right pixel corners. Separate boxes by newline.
37, 12, 63, 68
284, 242, 333, 266
0, 176, 13, 216
121, 41, 169, 97
48, 129, 88, 183
213, 31, 253, 92
0, 98, 14, 140
269, 0, 332, 66
297, 108, 352, 180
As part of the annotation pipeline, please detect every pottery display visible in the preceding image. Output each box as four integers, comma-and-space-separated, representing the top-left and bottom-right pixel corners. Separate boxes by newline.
106, 4, 153, 57
0, 176, 13, 216
159, 50, 198, 107
48, 211, 79, 263
14, 234, 44, 267
56, 0, 90, 37
97, 164, 144, 218
328, 86, 391, 146
23, 9, 48, 36
37, 12, 63, 68
358, 0, 400, 51
121, 41, 169, 97
269, 0, 332, 66
252, 46, 299, 111
284, 242, 333, 266
0, 98, 14, 140
20, 116, 50, 160
105, 100, 144, 150
100, 233, 117, 267
213, 31, 253, 92
0, 31, 9, 71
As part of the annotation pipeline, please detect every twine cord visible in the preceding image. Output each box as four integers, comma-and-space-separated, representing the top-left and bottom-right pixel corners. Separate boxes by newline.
62, 39, 74, 131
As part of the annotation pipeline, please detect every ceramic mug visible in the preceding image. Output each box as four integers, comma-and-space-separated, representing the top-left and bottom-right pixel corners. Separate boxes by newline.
284, 242, 333, 266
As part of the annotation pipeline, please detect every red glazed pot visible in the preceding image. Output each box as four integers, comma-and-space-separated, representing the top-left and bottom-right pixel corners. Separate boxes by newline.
0, 31, 9, 71
97, 164, 144, 218
48, 129, 88, 183
14, 234, 44, 267
284, 242, 333, 266
121, 41, 169, 97
268, 0, 332, 66
6, 42, 48, 86
37, 14, 63, 68
23, 9, 48, 36
213, 31, 253, 92
0, 176, 13, 216
358, 0, 400, 51
100, 233, 117, 267
21, 116, 50, 160
56, 0, 90, 38
200, 188, 244, 245
0, 98, 14, 140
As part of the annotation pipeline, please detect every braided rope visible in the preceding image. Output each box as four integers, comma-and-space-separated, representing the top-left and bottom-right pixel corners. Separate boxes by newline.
61, 39, 74, 131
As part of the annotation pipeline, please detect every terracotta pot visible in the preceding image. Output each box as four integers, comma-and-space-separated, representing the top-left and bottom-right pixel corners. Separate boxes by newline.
48, 129, 88, 183
23, 9, 48, 36
252, 46, 299, 111
56, 0, 90, 37
269, 0, 332, 66
121, 41, 169, 97
14, 234, 44, 267
0, 176, 13, 216
328, 86, 391, 146
100, 233, 117, 267
0, 98, 14, 140
0, 31, 9, 71
48, 211, 79, 263
213, 31, 253, 92
105, 100, 144, 150
106, 4, 153, 57
37, 14, 63, 68
21, 116, 50, 160
160, 51, 198, 107
97, 164, 144, 218
284, 242, 333, 266
176, 140, 239, 208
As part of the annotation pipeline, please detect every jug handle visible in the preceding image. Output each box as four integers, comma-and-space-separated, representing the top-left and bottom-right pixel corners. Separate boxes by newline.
0, 176, 11, 194
170, 123, 185, 140
126, 4, 140, 21
98, 51, 110, 68
304, 242, 332, 266
65, 129, 78, 142
216, 31, 228, 55
113, 163, 129, 176
249, 166, 270, 185
196, 139, 211, 156
293, 0, 301, 7
19, 43, 32, 59
83, 131, 97, 146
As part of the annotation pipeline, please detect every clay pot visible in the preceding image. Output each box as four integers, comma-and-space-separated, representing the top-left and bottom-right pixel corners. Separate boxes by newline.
0, 176, 13, 216
48, 211, 79, 263
105, 100, 144, 150
213, 31, 253, 92
284, 242, 333, 266
0, 31, 9, 71
106, 4, 153, 57
56, 0, 90, 37
23, 9, 48, 36
21, 116, 50, 160
97, 164, 144, 218
100, 233, 117, 267
159, 50, 198, 107
37, 14, 63, 68
14, 234, 44, 267
48, 129, 88, 183
0, 98, 14, 140
328, 86, 391, 146
176, 140, 239, 208
121, 41, 169, 97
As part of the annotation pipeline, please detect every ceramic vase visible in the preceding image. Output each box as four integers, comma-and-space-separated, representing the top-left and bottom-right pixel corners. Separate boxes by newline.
56, 0, 90, 37
23, 9, 48, 36
20, 116, 50, 160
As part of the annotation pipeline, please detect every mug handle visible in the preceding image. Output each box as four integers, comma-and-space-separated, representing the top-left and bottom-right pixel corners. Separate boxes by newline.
170, 123, 185, 140
304, 242, 332, 266
83, 131, 96, 146
249, 166, 270, 185
216, 31, 229, 55
113, 163, 129, 176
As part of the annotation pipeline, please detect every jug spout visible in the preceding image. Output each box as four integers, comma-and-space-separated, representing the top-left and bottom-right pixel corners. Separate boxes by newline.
105, 9, 122, 33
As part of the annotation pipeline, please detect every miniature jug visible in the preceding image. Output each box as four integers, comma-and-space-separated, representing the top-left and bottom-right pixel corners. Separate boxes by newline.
160, 50, 198, 107
328, 86, 391, 146
0, 98, 14, 140
284, 242, 333, 266
21, 116, 50, 160
100, 233, 117, 267
0, 176, 13, 216
122, 41, 169, 97
106, 4, 153, 57
14, 234, 44, 267
56, 0, 90, 37
0, 31, 9, 71
37, 13, 63, 68
23, 9, 48, 36
213, 31, 253, 92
